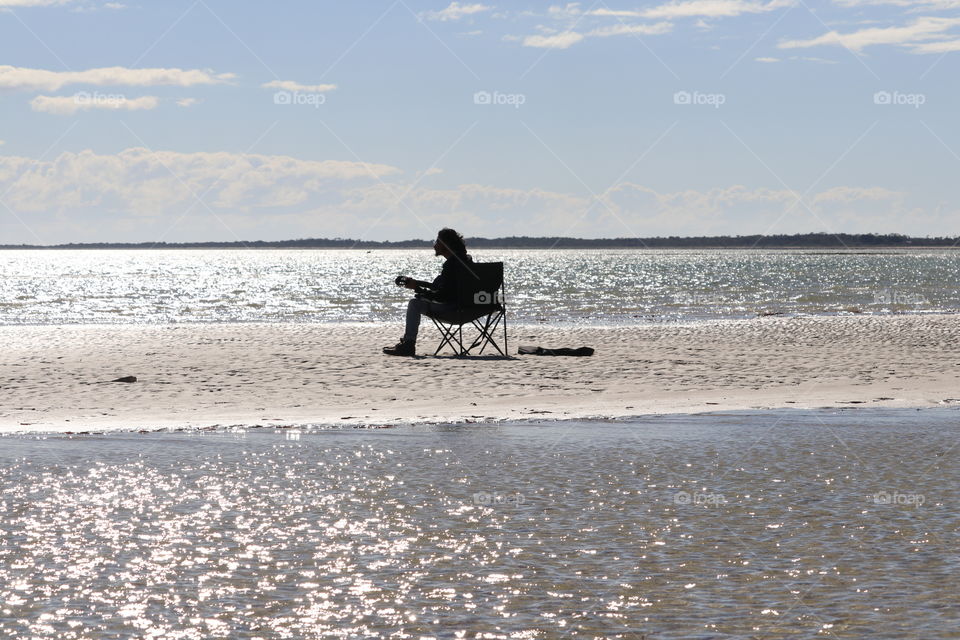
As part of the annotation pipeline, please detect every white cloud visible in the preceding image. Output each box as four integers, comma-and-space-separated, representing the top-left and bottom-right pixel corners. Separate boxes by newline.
0, 150, 949, 240
791, 55, 839, 63
30, 94, 160, 115
523, 31, 585, 48
420, 2, 492, 21
261, 80, 337, 93
832, 0, 960, 9
909, 38, 960, 52
588, 0, 790, 19
0, 148, 402, 217
778, 16, 960, 52
546, 3, 584, 20
811, 186, 903, 204
0, 0, 72, 6
69, 1, 125, 12
596, 182, 929, 236
756, 54, 838, 62
176, 97, 200, 108
0, 65, 236, 91
587, 21, 673, 37
338, 181, 935, 239
522, 20, 671, 48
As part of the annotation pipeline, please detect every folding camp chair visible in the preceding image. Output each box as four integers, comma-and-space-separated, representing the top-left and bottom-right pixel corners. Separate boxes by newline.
424, 261, 508, 356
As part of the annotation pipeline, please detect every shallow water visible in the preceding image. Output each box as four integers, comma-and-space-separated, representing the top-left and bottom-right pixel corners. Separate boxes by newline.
1, 249, 959, 325
1, 410, 957, 638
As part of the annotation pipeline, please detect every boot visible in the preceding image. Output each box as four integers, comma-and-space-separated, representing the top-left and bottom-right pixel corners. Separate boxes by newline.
383, 338, 416, 356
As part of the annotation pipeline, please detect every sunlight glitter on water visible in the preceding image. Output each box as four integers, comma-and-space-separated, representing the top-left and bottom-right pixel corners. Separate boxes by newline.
1, 249, 960, 325
1, 411, 958, 638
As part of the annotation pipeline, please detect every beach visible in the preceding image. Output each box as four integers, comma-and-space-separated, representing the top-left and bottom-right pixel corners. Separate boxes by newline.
3, 313, 959, 432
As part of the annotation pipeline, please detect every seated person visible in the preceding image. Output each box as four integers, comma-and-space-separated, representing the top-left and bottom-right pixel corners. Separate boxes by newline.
384, 228, 473, 357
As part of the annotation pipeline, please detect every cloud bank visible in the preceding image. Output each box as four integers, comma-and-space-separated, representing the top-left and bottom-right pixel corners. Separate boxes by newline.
261, 80, 337, 93
779, 16, 960, 52
0, 65, 235, 91
0, 148, 947, 243
30, 94, 160, 115
420, 2, 492, 21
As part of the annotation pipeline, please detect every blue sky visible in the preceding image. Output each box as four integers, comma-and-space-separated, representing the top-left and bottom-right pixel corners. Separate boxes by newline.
0, 0, 957, 243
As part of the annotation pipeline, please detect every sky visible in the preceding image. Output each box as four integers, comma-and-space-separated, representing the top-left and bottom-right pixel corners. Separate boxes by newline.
0, 0, 958, 244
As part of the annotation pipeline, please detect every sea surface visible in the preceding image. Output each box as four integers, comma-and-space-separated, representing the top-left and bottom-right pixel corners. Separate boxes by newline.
1, 410, 957, 639
1, 248, 959, 325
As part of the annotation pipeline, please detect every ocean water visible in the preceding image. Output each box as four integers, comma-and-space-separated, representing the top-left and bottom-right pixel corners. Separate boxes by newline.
1, 410, 957, 639
1, 248, 959, 326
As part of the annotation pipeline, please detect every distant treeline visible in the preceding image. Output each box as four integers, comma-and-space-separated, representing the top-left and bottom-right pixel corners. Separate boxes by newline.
1, 233, 957, 250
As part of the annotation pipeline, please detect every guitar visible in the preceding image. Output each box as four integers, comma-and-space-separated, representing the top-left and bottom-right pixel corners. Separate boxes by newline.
394, 276, 432, 289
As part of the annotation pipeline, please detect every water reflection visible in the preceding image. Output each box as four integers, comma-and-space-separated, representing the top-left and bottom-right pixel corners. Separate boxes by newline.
1, 249, 959, 325
1, 410, 957, 637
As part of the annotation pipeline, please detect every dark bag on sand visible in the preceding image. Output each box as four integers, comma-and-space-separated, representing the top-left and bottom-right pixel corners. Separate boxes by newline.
518, 345, 594, 357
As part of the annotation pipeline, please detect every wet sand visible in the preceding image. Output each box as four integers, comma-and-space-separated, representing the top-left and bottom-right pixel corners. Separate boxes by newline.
2, 314, 960, 431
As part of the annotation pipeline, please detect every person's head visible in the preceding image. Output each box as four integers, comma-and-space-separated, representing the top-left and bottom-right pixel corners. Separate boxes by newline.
434, 228, 467, 258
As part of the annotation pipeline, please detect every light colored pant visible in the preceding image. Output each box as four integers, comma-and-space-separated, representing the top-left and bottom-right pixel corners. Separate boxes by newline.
404, 298, 456, 342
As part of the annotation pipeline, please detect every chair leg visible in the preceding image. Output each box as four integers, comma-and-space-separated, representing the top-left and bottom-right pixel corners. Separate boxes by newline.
467, 311, 505, 356
430, 308, 508, 357
501, 282, 508, 357
486, 314, 506, 356
431, 317, 460, 356
466, 315, 492, 354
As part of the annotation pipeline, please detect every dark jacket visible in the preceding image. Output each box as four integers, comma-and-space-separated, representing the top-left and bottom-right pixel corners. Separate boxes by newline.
417, 253, 473, 304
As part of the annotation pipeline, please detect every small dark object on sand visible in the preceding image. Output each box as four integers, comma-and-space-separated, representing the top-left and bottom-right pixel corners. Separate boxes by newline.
518, 346, 594, 357
111, 376, 138, 383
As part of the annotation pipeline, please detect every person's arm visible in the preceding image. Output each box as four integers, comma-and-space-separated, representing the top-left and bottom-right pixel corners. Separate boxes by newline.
413, 273, 442, 298
399, 277, 431, 290
424, 260, 457, 302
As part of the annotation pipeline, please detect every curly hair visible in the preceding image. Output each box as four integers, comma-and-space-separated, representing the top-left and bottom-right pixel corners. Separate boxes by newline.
437, 228, 467, 255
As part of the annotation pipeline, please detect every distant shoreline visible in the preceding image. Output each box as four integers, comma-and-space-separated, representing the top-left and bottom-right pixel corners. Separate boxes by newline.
2, 233, 958, 250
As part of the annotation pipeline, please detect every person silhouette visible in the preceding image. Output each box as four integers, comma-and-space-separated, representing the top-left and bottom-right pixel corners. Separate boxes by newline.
383, 228, 473, 356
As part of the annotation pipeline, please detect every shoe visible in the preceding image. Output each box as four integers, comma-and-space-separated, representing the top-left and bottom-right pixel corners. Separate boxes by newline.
383, 338, 416, 356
